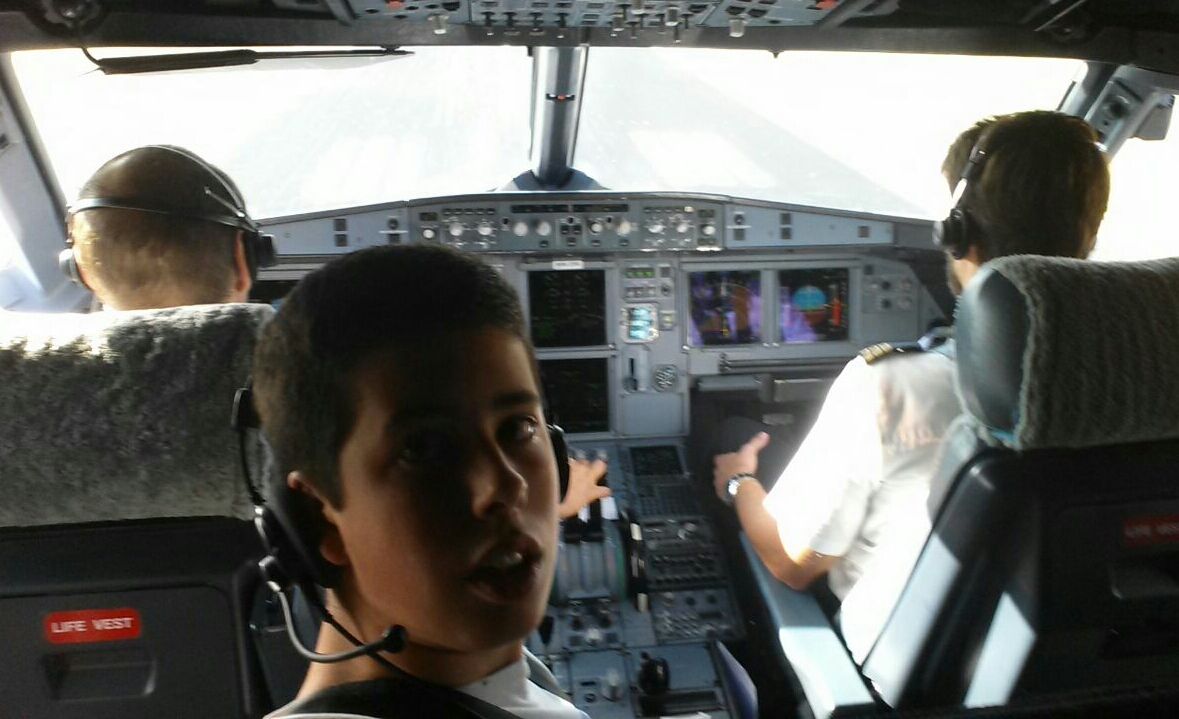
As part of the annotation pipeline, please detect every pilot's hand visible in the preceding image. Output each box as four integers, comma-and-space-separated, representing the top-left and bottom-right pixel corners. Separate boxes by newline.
713, 431, 770, 501
558, 457, 611, 518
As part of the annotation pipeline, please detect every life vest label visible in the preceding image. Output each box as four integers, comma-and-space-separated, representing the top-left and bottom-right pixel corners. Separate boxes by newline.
44, 608, 141, 644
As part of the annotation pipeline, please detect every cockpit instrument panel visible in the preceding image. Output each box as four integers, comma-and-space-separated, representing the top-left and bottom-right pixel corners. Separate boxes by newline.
530, 269, 608, 348
778, 267, 850, 343
687, 270, 761, 347
540, 358, 611, 434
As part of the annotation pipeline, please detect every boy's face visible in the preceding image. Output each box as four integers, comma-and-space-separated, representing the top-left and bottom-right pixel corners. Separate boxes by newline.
322, 328, 558, 657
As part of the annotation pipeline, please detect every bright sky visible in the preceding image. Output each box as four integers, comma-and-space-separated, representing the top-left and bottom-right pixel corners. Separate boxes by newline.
6, 46, 1176, 262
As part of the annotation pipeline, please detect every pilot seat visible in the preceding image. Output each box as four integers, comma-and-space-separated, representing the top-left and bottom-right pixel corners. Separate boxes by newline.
744, 255, 1179, 717
0, 303, 276, 718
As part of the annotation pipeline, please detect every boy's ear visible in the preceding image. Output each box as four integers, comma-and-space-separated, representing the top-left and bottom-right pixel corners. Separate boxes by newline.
287, 471, 350, 569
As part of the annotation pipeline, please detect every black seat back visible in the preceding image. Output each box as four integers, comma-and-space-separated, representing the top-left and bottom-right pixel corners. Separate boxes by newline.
0, 303, 274, 718
863, 256, 1179, 709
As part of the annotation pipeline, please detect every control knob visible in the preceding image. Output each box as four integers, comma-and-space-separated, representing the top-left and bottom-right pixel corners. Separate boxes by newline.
422, 227, 437, 241
675, 220, 690, 234
603, 668, 623, 701
476, 221, 493, 237
646, 220, 665, 234
536, 220, 553, 237
701, 223, 716, 237
448, 222, 464, 238
589, 220, 605, 234
586, 626, 603, 647
617, 219, 633, 237
512, 221, 528, 237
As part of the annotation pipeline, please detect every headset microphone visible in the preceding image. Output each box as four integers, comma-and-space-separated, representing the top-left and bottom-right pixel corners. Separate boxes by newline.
265, 578, 407, 665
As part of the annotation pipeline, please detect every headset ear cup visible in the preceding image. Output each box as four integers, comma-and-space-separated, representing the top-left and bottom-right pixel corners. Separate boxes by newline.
240, 231, 277, 283
549, 424, 570, 500
261, 482, 341, 589
933, 208, 972, 260
58, 248, 88, 288
255, 233, 277, 270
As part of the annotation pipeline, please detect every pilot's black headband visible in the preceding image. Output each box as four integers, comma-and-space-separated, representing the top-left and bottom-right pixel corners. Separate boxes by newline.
67, 191, 258, 238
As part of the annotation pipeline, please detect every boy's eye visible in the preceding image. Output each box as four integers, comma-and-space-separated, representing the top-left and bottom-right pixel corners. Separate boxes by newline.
398, 429, 455, 465
501, 417, 539, 445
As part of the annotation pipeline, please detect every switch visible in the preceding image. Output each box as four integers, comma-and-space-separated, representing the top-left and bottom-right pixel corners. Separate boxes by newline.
603, 668, 623, 701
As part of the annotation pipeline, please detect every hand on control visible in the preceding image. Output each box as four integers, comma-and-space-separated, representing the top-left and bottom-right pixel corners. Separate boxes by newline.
558, 456, 611, 518
713, 431, 769, 500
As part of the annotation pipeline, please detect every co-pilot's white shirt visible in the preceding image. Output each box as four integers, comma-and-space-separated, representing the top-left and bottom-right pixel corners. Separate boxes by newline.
762, 348, 959, 664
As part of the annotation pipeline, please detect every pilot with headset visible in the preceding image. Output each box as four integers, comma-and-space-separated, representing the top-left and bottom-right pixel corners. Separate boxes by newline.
60, 145, 276, 310
712, 111, 1111, 665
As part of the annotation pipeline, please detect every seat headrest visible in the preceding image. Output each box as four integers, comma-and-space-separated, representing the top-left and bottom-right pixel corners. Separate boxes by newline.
0, 303, 274, 527
956, 255, 1179, 451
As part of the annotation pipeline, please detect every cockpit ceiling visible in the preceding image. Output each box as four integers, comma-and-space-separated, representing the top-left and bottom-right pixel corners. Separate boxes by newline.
10, 0, 1179, 71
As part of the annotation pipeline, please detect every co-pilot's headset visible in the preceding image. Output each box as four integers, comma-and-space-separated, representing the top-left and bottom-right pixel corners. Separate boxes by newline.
60, 145, 277, 289
230, 382, 570, 672
932, 131, 993, 260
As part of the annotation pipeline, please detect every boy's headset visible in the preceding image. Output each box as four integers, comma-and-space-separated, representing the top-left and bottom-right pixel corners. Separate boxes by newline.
60, 145, 277, 288
230, 383, 571, 665
932, 132, 992, 260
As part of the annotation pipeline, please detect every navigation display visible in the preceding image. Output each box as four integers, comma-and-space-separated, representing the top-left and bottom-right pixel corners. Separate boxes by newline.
539, 358, 610, 434
778, 268, 850, 343
529, 270, 607, 348
687, 270, 761, 346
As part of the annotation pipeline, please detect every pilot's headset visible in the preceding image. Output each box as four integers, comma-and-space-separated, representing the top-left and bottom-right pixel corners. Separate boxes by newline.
60, 145, 277, 288
931, 131, 993, 260
231, 382, 571, 665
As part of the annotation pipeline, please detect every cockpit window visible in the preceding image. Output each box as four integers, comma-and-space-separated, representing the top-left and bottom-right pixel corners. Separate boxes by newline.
577, 49, 1084, 219
11, 46, 532, 219
0, 220, 13, 270
1092, 130, 1179, 261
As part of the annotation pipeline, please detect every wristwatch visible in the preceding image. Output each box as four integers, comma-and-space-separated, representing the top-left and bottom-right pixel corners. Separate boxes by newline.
722, 472, 758, 506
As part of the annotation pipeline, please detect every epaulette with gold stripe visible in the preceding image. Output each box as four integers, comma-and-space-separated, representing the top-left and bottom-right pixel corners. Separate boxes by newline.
859, 326, 954, 365
859, 342, 896, 364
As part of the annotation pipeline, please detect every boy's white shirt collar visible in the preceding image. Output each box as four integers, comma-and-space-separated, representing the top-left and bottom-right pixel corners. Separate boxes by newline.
456, 648, 585, 719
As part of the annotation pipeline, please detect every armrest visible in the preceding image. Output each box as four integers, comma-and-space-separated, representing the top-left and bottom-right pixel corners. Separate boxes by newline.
738, 534, 875, 719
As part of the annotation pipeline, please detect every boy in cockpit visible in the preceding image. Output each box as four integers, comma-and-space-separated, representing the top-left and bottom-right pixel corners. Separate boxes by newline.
252, 244, 600, 717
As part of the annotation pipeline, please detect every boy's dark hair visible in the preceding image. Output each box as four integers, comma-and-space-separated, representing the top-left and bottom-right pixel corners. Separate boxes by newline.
252, 244, 531, 506
71, 146, 243, 308
941, 110, 1110, 261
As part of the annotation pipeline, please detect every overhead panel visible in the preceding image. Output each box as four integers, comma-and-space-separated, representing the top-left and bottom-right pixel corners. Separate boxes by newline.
274, 0, 898, 33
